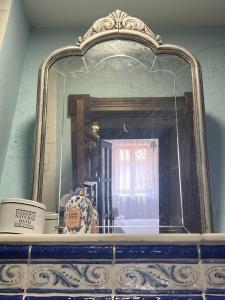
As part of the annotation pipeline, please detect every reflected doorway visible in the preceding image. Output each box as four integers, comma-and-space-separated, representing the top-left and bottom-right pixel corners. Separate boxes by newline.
101, 139, 159, 234
68, 93, 202, 234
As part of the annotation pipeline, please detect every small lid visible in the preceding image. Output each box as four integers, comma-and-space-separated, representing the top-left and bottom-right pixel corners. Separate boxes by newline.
1, 198, 46, 210
45, 212, 58, 220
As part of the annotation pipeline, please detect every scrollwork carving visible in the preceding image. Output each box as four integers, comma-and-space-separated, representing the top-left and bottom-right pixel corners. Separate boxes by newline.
207, 266, 225, 287
117, 264, 198, 289
75, 10, 161, 47
29, 264, 109, 289
0, 265, 24, 285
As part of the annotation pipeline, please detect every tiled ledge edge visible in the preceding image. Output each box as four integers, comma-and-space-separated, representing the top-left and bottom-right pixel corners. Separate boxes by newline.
0, 233, 224, 244
1, 236, 225, 299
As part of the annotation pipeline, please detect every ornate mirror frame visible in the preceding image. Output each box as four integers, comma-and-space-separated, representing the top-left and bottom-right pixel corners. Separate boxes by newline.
32, 10, 213, 233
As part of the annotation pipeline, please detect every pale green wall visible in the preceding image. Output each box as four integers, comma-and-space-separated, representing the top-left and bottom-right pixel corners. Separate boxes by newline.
0, 29, 81, 200
0, 25, 225, 232
0, 0, 30, 181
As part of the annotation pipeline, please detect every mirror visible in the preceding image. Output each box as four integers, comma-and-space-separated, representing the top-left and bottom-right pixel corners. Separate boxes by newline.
33, 10, 212, 234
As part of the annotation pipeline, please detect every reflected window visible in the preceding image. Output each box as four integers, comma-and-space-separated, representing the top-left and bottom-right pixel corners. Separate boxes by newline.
110, 139, 159, 234
111, 139, 158, 196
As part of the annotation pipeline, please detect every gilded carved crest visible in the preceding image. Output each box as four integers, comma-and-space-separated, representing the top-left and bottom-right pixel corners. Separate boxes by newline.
75, 10, 161, 46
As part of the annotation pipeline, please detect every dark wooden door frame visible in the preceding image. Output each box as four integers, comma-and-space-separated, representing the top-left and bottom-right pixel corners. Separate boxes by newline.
68, 93, 201, 233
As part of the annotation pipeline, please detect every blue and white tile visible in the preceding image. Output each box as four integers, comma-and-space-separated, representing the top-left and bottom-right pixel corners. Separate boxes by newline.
203, 263, 225, 293
0, 264, 26, 292
27, 263, 112, 293
114, 263, 202, 294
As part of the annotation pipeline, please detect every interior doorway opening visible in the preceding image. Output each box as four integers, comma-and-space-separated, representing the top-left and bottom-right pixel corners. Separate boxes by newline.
66, 94, 203, 234
101, 139, 159, 234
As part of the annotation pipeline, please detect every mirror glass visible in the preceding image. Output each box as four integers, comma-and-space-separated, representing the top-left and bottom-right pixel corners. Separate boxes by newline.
42, 39, 201, 233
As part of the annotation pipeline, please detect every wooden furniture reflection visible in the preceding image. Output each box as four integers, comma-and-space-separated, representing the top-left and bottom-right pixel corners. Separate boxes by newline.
68, 93, 201, 233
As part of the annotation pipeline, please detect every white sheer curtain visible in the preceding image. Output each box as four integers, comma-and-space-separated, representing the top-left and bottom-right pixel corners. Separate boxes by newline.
111, 139, 159, 233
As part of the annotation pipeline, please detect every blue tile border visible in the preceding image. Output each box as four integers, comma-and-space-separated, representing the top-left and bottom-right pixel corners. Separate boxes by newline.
3, 243, 225, 298
0, 296, 22, 300
201, 245, 225, 259
0, 246, 29, 260
25, 297, 111, 300
116, 245, 198, 259
115, 297, 203, 300
114, 260, 198, 264
115, 289, 202, 295
0, 289, 24, 294
206, 289, 225, 294
206, 296, 225, 300
23, 288, 113, 295
31, 245, 113, 259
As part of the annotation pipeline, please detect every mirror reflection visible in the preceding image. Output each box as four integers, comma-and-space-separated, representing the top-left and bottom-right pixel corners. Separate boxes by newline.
42, 40, 201, 234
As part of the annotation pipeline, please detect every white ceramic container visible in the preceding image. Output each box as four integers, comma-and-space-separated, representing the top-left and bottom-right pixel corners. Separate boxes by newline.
44, 212, 58, 234
0, 198, 46, 234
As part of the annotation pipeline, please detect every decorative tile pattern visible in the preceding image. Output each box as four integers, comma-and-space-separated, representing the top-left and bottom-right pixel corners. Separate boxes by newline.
0, 264, 26, 292
115, 263, 201, 294
201, 245, 225, 295
3, 243, 225, 298
116, 245, 198, 260
205, 264, 225, 287
31, 245, 113, 260
203, 263, 225, 294
0, 246, 29, 260
27, 263, 112, 293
